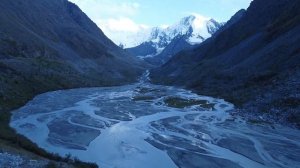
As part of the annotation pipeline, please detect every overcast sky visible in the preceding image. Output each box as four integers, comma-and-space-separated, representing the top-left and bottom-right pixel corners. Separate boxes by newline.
69, 0, 253, 43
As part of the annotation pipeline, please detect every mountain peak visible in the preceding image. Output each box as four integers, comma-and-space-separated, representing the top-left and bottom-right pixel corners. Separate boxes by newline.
179, 14, 211, 28
179, 15, 197, 26
126, 14, 224, 62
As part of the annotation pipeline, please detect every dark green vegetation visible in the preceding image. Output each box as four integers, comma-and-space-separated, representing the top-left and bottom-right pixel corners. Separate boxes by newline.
132, 87, 166, 102
135, 87, 161, 94
164, 97, 210, 109
0, 0, 147, 167
151, 0, 300, 127
132, 95, 156, 101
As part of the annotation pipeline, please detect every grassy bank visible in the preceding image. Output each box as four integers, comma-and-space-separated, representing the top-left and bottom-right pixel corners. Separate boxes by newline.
0, 69, 100, 167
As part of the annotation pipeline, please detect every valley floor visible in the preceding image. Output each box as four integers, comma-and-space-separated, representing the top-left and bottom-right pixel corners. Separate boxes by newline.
9, 76, 300, 168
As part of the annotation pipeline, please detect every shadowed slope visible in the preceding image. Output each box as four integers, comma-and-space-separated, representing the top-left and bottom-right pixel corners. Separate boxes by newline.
151, 0, 300, 127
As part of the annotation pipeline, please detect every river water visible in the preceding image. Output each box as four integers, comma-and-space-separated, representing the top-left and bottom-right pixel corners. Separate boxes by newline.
10, 72, 300, 168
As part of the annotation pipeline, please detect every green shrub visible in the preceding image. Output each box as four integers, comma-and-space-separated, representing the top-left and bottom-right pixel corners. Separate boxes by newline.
45, 162, 57, 168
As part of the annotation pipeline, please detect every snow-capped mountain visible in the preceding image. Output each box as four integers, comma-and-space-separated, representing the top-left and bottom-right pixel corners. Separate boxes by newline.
125, 15, 224, 63
158, 15, 222, 46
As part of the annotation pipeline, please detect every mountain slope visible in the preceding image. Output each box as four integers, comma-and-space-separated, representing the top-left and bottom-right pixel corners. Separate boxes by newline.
151, 0, 300, 127
144, 35, 194, 65
0, 0, 146, 109
126, 15, 223, 65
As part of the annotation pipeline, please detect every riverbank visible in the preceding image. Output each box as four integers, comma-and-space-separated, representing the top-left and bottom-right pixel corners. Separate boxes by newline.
9, 82, 300, 168
0, 95, 98, 168
0, 72, 131, 167
0, 64, 145, 168
1, 69, 299, 167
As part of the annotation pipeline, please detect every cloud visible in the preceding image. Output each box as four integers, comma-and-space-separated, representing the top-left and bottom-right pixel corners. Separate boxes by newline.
69, 0, 140, 18
159, 24, 169, 29
100, 2, 140, 16
96, 17, 149, 33
94, 17, 150, 46
68, 0, 149, 45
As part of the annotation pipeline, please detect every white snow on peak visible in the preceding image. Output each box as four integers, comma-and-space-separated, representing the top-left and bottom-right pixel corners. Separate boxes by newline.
167, 14, 210, 39
103, 14, 222, 49
120, 14, 222, 49
177, 15, 222, 44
